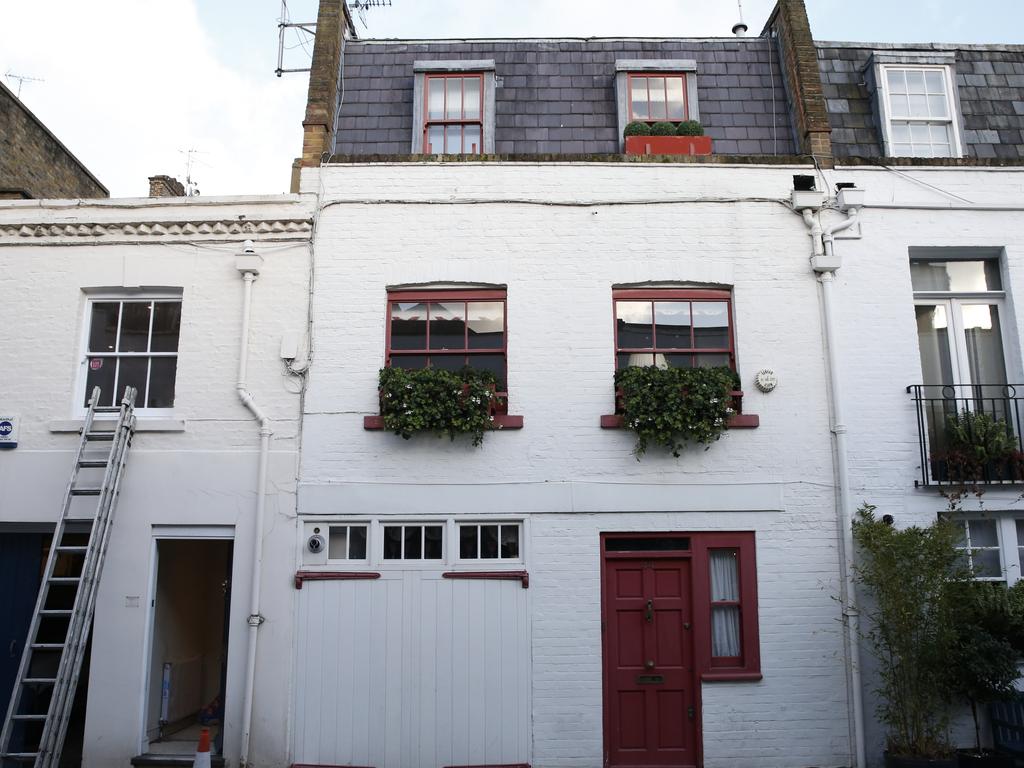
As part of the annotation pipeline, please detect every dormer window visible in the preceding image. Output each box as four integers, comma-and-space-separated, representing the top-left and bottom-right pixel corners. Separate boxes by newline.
867, 52, 963, 159
614, 60, 700, 150
424, 73, 483, 154
628, 73, 691, 124
412, 60, 496, 155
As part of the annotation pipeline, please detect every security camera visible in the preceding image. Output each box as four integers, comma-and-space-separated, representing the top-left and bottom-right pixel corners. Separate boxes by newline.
307, 534, 325, 554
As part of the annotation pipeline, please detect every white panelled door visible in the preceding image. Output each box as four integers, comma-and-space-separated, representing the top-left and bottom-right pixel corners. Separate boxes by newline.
293, 570, 530, 768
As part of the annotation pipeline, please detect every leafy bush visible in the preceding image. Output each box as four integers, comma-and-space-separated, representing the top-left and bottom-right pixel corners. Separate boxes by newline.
650, 121, 677, 136
938, 409, 1022, 484
615, 365, 739, 459
676, 120, 704, 136
378, 366, 497, 446
623, 121, 652, 137
946, 581, 1021, 753
852, 505, 966, 759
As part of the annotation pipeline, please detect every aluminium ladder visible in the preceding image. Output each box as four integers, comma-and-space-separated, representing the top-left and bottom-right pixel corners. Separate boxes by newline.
0, 386, 137, 768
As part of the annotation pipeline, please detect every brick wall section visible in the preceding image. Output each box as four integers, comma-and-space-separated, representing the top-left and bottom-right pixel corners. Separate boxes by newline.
0, 81, 107, 198
301, 0, 352, 168
148, 174, 185, 197
817, 43, 1024, 160
763, 0, 832, 166
333, 38, 797, 156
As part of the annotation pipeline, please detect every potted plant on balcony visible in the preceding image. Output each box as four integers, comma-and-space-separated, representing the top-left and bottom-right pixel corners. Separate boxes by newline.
377, 365, 498, 446
947, 583, 1019, 768
615, 365, 739, 459
853, 505, 965, 768
938, 410, 1024, 486
623, 119, 713, 156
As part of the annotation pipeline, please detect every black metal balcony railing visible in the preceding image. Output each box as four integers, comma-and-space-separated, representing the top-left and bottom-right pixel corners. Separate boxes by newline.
907, 384, 1024, 487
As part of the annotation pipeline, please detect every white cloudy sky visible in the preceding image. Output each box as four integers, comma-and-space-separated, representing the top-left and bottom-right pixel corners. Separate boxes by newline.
2, 0, 1020, 198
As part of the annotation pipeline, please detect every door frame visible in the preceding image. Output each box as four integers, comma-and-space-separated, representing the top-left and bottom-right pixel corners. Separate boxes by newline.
139, 526, 235, 755
600, 532, 703, 768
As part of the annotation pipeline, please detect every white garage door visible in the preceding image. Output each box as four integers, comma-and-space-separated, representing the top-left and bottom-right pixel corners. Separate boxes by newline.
293, 570, 531, 768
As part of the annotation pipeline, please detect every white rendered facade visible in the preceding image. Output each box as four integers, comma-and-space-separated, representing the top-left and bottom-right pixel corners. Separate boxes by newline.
0, 194, 314, 768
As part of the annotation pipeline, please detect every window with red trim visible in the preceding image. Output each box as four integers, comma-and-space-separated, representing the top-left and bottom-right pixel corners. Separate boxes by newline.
613, 289, 734, 371
387, 288, 507, 393
628, 73, 690, 123
423, 73, 484, 155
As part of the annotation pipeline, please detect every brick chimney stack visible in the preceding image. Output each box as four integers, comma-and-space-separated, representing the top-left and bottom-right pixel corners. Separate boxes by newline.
148, 175, 185, 198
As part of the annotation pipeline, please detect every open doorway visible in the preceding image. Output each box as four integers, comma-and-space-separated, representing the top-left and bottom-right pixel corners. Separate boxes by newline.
144, 538, 232, 758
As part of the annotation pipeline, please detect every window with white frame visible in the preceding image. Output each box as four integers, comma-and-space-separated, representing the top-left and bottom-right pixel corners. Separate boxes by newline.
458, 522, 521, 560
383, 524, 444, 560
952, 515, 1024, 584
880, 66, 961, 158
82, 297, 181, 409
328, 525, 368, 560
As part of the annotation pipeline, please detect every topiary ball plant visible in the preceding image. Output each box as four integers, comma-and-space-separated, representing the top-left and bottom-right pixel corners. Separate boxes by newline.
650, 121, 677, 136
677, 120, 704, 136
623, 121, 652, 137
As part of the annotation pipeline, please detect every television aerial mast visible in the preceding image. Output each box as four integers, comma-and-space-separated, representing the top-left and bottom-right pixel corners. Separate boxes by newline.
275, 0, 393, 77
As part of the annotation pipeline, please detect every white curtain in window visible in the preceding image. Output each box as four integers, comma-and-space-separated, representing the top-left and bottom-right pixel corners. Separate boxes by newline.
710, 550, 741, 657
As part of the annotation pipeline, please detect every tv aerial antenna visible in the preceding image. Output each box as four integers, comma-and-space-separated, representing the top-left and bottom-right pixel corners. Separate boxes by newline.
178, 148, 205, 196
350, 0, 391, 29
4, 71, 45, 99
732, 0, 748, 36
275, 0, 317, 77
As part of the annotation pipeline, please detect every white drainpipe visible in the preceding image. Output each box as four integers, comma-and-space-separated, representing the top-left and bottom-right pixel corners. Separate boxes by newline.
801, 203, 866, 768
234, 241, 271, 768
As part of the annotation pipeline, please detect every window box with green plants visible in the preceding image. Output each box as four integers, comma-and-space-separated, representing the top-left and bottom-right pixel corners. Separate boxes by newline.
363, 366, 523, 445
600, 365, 757, 459
623, 120, 713, 157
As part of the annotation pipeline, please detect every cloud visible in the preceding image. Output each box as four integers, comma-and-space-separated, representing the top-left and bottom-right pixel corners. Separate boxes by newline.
1, 0, 308, 197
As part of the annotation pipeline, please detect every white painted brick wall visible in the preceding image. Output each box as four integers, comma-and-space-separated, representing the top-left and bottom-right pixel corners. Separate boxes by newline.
301, 163, 854, 767
0, 195, 313, 768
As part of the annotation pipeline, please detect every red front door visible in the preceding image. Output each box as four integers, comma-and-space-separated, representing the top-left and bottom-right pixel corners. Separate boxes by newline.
603, 554, 699, 767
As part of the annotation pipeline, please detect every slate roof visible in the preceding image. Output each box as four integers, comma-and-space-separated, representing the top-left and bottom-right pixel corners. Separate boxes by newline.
816, 42, 1024, 160
334, 38, 797, 156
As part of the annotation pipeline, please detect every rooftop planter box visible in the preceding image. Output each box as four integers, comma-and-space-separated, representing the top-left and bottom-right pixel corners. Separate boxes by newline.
601, 365, 757, 459
363, 366, 522, 444
624, 119, 712, 157
625, 135, 713, 157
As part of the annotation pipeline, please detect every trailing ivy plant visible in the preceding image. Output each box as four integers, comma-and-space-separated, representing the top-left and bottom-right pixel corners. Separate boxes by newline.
378, 366, 497, 446
615, 365, 739, 459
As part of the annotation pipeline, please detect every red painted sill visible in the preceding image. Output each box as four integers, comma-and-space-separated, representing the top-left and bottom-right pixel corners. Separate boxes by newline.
364, 414, 523, 430
701, 670, 763, 682
442, 570, 530, 589
601, 390, 759, 429
294, 571, 381, 589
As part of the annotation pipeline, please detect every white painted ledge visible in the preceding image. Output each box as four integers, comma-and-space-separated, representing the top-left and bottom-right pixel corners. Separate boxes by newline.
48, 419, 186, 433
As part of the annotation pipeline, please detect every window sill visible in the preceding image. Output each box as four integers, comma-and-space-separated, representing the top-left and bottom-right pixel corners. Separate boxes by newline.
363, 414, 524, 430
49, 418, 186, 433
701, 670, 763, 682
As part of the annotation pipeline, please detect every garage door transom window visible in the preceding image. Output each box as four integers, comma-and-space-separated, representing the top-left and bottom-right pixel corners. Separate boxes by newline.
458, 523, 520, 561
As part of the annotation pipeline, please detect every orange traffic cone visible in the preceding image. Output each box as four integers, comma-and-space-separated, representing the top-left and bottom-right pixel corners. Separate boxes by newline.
192, 727, 211, 768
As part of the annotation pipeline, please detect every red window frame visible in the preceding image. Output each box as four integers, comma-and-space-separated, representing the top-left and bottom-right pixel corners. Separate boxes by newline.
385, 288, 508, 401
600, 531, 761, 681
423, 73, 485, 155
612, 288, 735, 371
627, 72, 690, 124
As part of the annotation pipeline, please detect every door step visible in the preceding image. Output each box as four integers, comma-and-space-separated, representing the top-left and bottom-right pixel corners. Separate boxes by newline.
130, 753, 225, 768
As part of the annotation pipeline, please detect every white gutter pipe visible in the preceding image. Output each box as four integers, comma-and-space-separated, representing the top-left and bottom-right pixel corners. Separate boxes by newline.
802, 205, 866, 768
234, 241, 271, 768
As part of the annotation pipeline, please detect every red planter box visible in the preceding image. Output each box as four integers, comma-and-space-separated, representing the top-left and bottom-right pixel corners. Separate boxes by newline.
625, 135, 713, 156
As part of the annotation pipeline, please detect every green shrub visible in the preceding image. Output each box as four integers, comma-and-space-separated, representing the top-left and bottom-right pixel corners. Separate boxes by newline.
853, 506, 966, 759
615, 365, 739, 459
650, 121, 677, 136
677, 120, 704, 136
378, 366, 497, 446
623, 121, 652, 137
